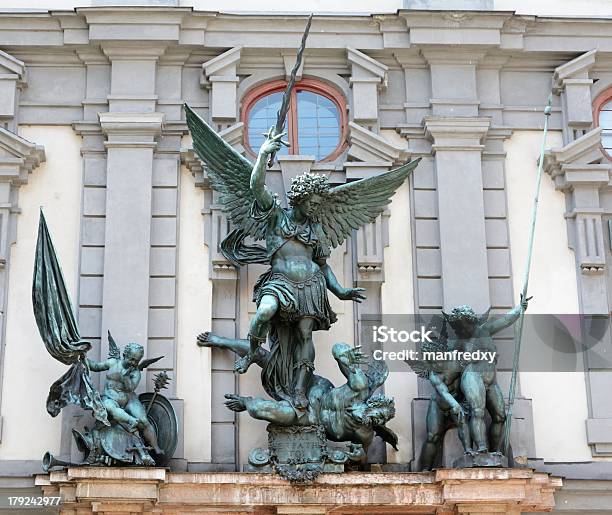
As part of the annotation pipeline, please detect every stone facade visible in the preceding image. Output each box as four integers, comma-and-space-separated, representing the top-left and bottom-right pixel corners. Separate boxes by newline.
0, 3, 610, 513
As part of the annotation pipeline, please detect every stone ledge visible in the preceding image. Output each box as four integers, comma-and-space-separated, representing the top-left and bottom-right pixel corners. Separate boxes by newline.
35, 467, 561, 514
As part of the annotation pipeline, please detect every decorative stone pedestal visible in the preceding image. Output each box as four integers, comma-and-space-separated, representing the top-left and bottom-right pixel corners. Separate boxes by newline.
35, 467, 561, 514
453, 452, 508, 468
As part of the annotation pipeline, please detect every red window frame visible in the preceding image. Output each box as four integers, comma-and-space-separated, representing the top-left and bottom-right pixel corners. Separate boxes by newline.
241, 78, 348, 162
593, 87, 612, 160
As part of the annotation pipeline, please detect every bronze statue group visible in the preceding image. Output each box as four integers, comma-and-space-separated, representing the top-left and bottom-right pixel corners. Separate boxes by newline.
33, 103, 532, 480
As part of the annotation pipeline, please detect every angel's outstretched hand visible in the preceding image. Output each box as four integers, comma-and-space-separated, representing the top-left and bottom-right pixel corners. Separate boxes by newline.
259, 128, 289, 156
337, 287, 366, 303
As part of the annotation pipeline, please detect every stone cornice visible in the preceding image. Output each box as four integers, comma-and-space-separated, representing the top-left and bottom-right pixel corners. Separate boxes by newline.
0, 11, 611, 53
553, 48, 597, 94
0, 49, 26, 85
180, 148, 206, 188
347, 121, 408, 164
203, 47, 241, 78
544, 128, 608, 179
0, 127, 45, 185
347, 47, 388, 80
400, 11, 511, 48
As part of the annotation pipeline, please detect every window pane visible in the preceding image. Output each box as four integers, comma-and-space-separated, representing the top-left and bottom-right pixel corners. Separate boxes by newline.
296, 90, 341, 160
600, 106, 612, 128
602, 130, 612, 151
247, 91, 288, 156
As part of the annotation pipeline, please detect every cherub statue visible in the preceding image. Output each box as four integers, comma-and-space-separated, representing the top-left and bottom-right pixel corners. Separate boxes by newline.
85, 332, 164, 456
185, 105, 419, 410
33, 211, 177, 470
408, 320, 473, 470
445, 296, 529, 455
199, 333, 398, 464
410, 297, 530, 468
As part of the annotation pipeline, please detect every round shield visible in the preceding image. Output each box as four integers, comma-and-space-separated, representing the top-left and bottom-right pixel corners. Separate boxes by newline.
139, 392, 178, 466
99, 424, 142, 463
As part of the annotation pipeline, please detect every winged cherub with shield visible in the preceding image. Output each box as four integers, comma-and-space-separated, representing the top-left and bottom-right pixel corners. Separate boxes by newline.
186, 106, 420, 410
85, 332, 164, 457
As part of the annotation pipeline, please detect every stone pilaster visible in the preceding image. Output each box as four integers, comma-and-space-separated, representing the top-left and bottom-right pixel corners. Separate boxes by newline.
424, 116, 491, 312
181, 142, 240, 471
99, 111, 163, 357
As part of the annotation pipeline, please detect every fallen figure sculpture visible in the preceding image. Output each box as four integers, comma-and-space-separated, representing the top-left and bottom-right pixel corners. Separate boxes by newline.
199, 332, 398, 481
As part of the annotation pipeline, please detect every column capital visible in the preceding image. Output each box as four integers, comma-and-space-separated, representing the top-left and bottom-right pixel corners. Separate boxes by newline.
424, 116, 491, 152
347, 48, 388, 123
419, 48, 488, 65
101, 42, 169, 61
99, 112, 164, 147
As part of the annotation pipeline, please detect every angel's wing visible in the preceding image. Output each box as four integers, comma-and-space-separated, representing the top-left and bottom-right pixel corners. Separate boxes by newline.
184, 104, 267, 241
478, 307, 492, 326
139, 356, 164, 371
407, 319, 449, 378
421, 319, 449, 355
107, 330, 120, 360
360, 354, 389, 392
406, 360, 431, 379
314, 159, 421, 248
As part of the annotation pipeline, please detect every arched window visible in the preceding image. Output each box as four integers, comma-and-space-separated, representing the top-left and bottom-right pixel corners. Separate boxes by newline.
242, 79, 347, 162
594, 88, 612, 159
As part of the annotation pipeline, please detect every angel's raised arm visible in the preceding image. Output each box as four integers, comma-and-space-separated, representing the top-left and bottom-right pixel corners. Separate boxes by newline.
250, 131, 284, 210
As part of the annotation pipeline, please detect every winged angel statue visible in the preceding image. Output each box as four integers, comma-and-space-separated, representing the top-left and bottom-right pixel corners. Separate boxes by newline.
33, 212, 177, 469
186, 105, 420, 412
